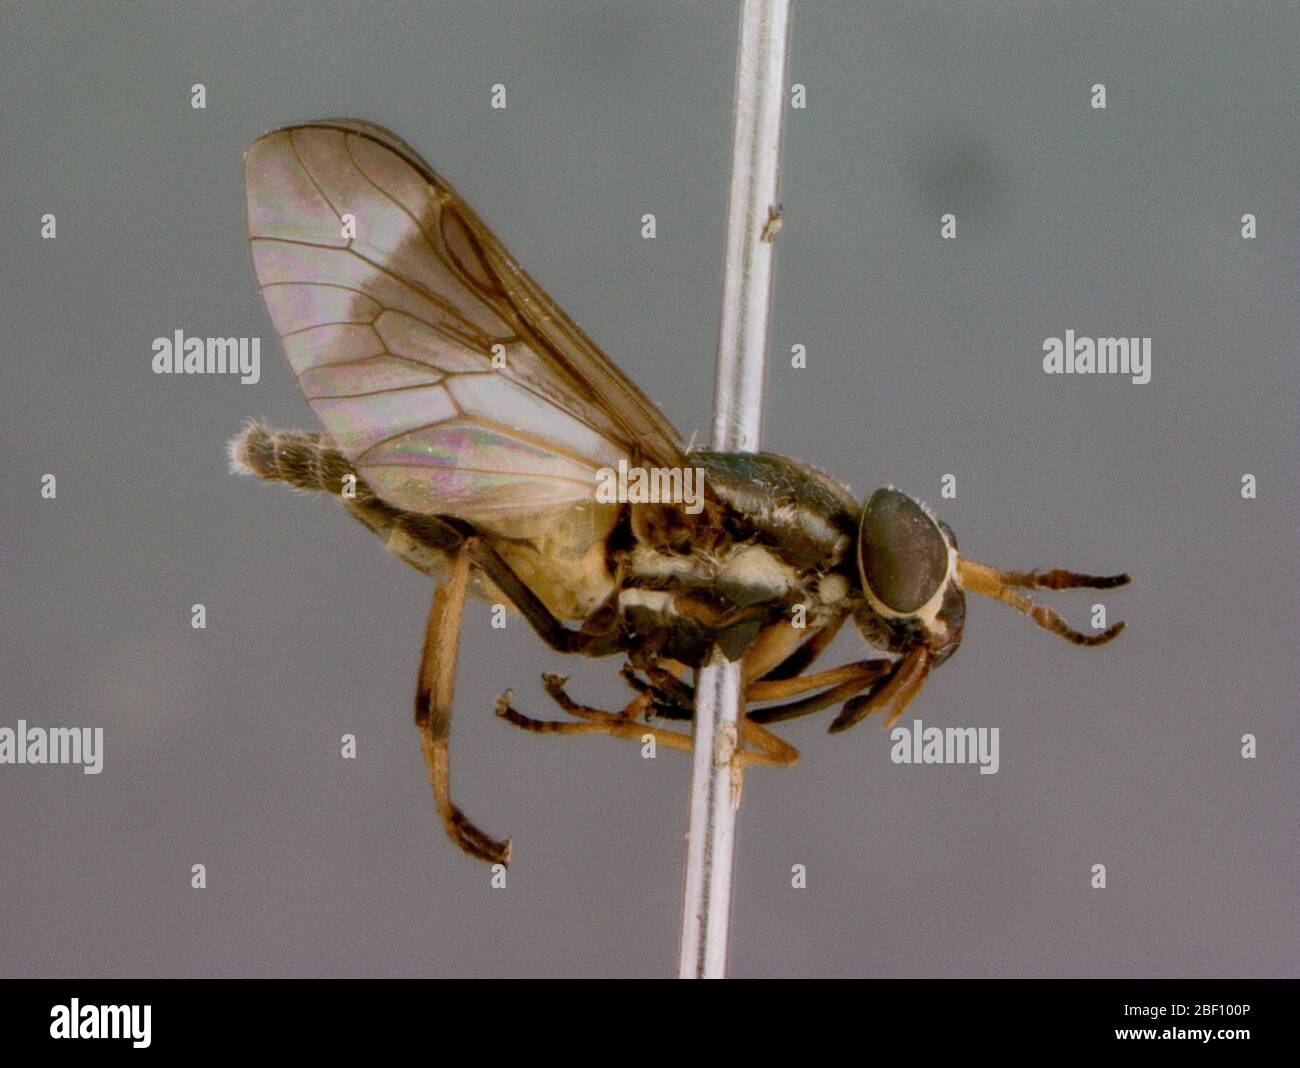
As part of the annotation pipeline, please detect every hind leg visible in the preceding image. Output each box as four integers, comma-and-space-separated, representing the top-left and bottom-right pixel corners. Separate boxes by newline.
414, 540, 511, 866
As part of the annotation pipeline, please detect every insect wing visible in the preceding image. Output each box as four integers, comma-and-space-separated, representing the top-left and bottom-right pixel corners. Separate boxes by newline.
243, 120, 687, 528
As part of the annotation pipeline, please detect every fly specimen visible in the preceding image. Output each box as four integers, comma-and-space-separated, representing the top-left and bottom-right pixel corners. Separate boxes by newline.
230, 121, 1129, 865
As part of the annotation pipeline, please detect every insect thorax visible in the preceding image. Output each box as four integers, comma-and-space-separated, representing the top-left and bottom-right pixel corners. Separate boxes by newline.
613, 451, 862, 665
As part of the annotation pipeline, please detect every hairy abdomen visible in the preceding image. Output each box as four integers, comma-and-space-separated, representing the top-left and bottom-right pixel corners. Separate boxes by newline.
230, 423, 460, 579
228, 423, 615, 621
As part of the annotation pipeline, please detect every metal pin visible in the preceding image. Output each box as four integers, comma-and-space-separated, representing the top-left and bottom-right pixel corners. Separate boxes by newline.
678, 0, 793, 980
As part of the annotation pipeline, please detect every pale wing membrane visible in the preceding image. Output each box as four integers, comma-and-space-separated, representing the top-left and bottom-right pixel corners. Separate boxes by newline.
301, 119, 687, 470
244, 122, 686, 529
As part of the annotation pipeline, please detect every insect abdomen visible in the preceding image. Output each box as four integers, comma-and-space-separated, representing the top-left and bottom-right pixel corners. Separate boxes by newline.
230, 422, 466, 579
228, 423, 359, 496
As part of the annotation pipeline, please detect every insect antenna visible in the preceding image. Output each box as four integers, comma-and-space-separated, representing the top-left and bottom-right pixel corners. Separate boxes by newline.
957, 559, 1130, 647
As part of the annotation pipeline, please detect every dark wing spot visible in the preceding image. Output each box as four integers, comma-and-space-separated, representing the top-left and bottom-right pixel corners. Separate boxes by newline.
440, 206, 504, 297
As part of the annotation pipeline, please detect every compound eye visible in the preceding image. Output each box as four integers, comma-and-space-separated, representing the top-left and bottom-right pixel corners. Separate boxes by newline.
858, 488, 950, 614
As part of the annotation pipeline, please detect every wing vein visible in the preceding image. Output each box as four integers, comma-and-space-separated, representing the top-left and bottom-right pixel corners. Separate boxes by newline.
342, 135, 511, 329
253, 237, 497, 353
245, 121, 690, 528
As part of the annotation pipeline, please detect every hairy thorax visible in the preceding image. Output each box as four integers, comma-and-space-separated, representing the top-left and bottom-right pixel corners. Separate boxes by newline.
609, 451, 863, 666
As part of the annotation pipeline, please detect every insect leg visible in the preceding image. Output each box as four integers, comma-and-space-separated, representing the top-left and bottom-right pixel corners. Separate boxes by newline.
627, 654, 697, 705
748, 614, 848, 683
389, 509, 609, 652
495, 686, 695, 754
738, 719, 799, 767
496, 675, 795, 781
746, 658, 894, 703
415, 539, 512, 867
393, 515, 605, 656
539, 672, 638, 722
618, 665, 694, 721
463, 538, 594, 654
879, 654, 932, 729
619, 647, 894, 731
745, 663, 891, 725
828, 647, 931, 734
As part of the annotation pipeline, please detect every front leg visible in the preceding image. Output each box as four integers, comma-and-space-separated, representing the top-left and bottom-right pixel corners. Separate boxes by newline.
744, 667, 891, 726
622, 651, 898, 731
828, 646, 931, 733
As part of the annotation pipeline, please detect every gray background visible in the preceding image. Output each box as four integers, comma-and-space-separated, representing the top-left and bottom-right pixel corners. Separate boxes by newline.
1, 1, 1296, 978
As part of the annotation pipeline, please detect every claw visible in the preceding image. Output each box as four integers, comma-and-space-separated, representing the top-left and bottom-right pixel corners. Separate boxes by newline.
542, 674, 572, 703
442, 801, 512, 867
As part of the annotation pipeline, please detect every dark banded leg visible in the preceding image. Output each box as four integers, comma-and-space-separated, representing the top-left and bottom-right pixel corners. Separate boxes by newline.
496, 676, 695, 754
625, 647, 893, 713
414, 540, 511, 866
626, 657, 696, 708
625, 654, 895, 730
498, 673, 801, 768
618, 665, 692, 720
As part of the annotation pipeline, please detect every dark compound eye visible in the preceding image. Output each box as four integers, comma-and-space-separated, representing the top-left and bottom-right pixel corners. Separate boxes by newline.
858, 488, 950, 614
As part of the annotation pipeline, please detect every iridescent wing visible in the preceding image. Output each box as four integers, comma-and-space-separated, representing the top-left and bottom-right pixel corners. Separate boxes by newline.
244, 120, 687, 529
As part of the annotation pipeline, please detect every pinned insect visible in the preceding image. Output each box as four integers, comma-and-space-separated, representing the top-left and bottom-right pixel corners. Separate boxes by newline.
230, 121, 1129, 865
